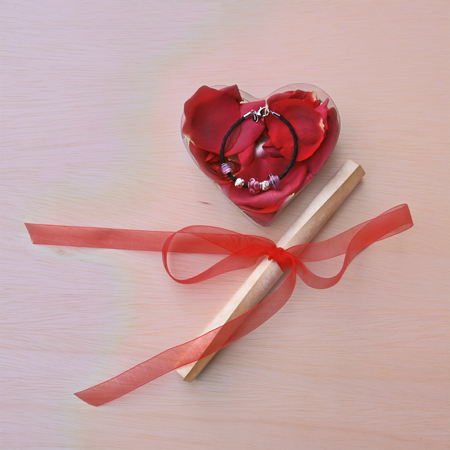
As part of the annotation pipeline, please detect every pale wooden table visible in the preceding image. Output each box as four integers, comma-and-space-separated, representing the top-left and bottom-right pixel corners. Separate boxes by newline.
1, 1, 449, 449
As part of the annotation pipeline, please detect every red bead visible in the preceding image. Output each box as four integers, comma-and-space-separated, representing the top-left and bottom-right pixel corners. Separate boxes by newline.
248, 178, 260, 195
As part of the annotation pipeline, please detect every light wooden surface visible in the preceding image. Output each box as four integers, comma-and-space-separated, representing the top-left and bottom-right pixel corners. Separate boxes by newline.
1, 1, 449, 449
178, 160, 365, 380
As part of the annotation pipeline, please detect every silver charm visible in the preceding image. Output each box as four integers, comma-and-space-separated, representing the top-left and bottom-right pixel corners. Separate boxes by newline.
235, 178, 245, 188
260, 180, 270, 191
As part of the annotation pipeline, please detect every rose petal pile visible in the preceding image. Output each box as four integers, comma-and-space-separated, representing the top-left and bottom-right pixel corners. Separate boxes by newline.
182, 85, 340, 226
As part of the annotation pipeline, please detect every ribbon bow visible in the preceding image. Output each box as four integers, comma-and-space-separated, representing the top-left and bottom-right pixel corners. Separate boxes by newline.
25, 204, 413, 406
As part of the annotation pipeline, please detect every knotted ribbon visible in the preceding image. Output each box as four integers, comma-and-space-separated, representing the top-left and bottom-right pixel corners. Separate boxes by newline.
25, 204, 413, 406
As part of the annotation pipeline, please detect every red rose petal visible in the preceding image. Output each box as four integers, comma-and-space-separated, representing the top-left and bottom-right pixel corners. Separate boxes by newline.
219, 85, 242, 102
265, 98, 325, 162
183, 86, 266, 157
235, 100, 266, 156
182, 86, 241, 154
267, 91, 294, 107
267, 89, 319, 108
314, 98, 329, 131
237, 143, 256, 169
302, 107, 339, 175
288, 89, 319, 106
261, 141, 284, 158
205, 151, 220, 163
189, 142, 238, 185
298, 172, 314, 191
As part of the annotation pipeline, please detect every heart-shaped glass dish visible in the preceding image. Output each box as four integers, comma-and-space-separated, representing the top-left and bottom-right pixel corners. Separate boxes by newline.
181, 84, 340, 226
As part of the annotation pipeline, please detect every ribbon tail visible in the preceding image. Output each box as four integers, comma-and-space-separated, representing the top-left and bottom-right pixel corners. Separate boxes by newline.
25, 223, 174, 251
75, 267, 297, 406
25, 223, 239, 254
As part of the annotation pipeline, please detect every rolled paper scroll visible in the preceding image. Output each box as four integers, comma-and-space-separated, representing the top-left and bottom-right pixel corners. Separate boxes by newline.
177, 159, 365, 381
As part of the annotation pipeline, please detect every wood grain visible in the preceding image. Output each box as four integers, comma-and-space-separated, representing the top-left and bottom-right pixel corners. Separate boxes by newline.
1, 1, 449, 449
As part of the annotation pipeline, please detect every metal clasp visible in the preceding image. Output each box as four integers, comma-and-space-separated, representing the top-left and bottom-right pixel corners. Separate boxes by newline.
244, 106, 271, 122
257, 106, 269, 117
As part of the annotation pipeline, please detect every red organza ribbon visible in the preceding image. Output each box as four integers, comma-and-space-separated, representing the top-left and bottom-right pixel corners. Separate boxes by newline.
25, 204, 413, 406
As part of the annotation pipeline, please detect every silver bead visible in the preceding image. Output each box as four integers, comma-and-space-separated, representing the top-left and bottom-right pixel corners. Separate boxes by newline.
235, 178, 245, 188
260, 180, 270, 191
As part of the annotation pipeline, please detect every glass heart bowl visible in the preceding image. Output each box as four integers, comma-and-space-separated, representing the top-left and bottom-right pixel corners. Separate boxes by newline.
181, 83, 340, 226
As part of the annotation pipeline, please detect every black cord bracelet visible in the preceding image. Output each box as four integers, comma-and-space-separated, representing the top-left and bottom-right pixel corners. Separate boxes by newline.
219, 106, 298, 194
